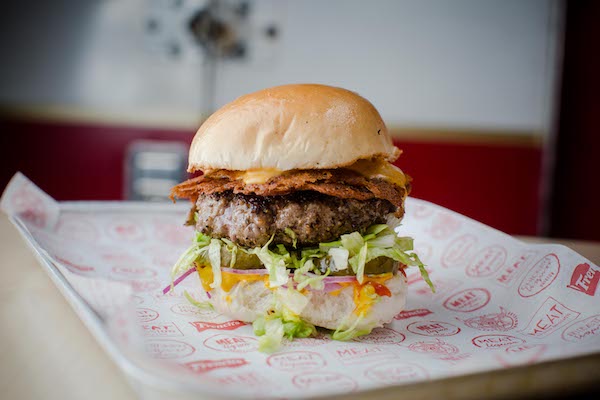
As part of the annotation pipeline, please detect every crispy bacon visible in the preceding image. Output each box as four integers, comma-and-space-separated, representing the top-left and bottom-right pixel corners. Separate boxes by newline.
171, 169, 410, 217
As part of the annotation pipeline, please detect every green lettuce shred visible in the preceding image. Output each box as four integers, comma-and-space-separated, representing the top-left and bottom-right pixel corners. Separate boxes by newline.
170, 224, 434, 295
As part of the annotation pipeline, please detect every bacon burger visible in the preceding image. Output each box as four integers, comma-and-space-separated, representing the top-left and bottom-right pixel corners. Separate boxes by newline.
170, 84, 431, 351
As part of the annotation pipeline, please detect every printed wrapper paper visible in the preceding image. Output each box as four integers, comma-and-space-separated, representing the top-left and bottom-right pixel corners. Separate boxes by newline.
2, 173, 599, 399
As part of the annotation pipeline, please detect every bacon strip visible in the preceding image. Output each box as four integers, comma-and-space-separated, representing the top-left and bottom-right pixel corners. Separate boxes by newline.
171, 169, 410, 217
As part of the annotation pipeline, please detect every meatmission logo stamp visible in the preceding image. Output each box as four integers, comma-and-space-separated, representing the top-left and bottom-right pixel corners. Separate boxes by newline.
466, 245, 507, 278
292, 372, 357, 392
562, 315, 600, 343
408, 339, 459, 356
517, 254, 560, 298
203, 334, 259, 353
461, 307, 518, 331
136, 308, 159, 323
331, 344, 397, 365
266, 351, 326, 371
443, 288, 491, 312
427, 212, 462, 240
471, 334, 525, 349
567, 263, 600, 296
521, 296, 580, 338
406, 320, 461, 336
364, 361, 429, 384
184, 358, 248, 374
144, 339, 195, 359
441, 234, 478, 268
352, 327, 406, 345
141, 322, 184, 337
495, 250, 538, 287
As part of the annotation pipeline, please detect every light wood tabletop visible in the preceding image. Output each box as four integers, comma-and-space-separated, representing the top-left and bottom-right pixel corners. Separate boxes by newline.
1, 214, 599, 400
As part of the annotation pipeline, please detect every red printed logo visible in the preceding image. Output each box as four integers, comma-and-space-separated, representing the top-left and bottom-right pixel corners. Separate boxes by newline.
332, 345, 395, 365
111, 266, 157, 280
171, 303, 217, 318
154, 221, 191, 246
412, 204, 435, 219
184, 358, 248, 374
203, 334, 259, 353
567, 263, 600, 296
427, 212, 462, 239
129, 280, 161, 292
352, 327, 406, 345
107, 218, 145, 242
215, 371, 269, 387
562, 315, 600, 343
56, 217, 99, 243
521, 297, 580, 338
364, 362, 429, 384
408, 339, 459, 355
394, 308, 433, 320
292, 372, 357, 392
497, 344, 547, 366
142, 322, 183, 337
442, 234, 478, 268
466, 245, 507, 277
267, 351, 326, 371
495, 251, 538, 287
518, 254, 560, 298
407, 321, 461, 336
443, 288, 491, 312
462, 307, 518, 331
136, 308, 159, 323
471, 334, 525, 349
190, 320, 245, 333
144, 340, 195, 359
56, 257, 96, 274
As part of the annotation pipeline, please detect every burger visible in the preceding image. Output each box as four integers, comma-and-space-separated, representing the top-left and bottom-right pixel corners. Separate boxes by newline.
169, 84, 432, 351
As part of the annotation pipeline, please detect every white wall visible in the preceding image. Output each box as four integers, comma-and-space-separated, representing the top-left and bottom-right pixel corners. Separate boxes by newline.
0, 0, 561, 134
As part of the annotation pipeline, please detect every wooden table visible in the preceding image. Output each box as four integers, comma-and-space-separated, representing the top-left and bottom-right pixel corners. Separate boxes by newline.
0, 214, 599, 400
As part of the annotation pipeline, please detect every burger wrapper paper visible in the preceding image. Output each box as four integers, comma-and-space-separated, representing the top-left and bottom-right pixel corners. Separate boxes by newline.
2, 172, 599, 399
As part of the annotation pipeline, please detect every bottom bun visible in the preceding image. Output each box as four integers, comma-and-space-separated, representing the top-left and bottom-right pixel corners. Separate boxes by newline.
208, 274, 408, 331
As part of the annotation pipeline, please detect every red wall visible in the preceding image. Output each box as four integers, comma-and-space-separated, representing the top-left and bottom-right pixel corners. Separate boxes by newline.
0, 118, 542, 236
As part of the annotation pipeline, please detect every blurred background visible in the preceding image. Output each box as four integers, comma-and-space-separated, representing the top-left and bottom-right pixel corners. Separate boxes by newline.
0, 0, 598, 241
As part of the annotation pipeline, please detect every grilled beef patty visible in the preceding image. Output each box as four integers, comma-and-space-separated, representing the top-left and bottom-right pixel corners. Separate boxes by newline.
194, 191, 395, 248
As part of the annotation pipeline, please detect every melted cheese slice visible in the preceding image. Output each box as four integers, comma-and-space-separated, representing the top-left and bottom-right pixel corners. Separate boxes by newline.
197, 266, 268, 292
345, 159, 407, 188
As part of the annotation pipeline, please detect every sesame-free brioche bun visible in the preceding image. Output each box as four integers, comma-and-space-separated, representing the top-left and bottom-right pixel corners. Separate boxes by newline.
208, 274, 408, 331
188, 84, 400, 172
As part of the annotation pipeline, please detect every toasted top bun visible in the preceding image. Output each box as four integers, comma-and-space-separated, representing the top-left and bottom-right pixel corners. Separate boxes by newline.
188, 84, 400, 172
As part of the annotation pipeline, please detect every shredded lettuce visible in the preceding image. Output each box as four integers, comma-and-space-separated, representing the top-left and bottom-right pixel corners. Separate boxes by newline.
250, 236, 289, 288
331, 315, 373, 341
208, 239, 222, 289
296, 269, 331, 291
284, 228, 298, 248
183, 290, 214, 310
252, 289, 316, 352
328, 247, 349, 271
170, 223, 434, 296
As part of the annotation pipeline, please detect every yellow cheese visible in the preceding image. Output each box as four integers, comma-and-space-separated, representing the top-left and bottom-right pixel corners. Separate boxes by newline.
196, 265, 268, 292
240, 168, 282, 184
345, 159, 407, 188
205, 159, 407, 187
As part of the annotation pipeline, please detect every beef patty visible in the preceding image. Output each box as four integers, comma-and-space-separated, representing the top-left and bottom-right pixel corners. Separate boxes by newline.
194, 191, 396, 248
